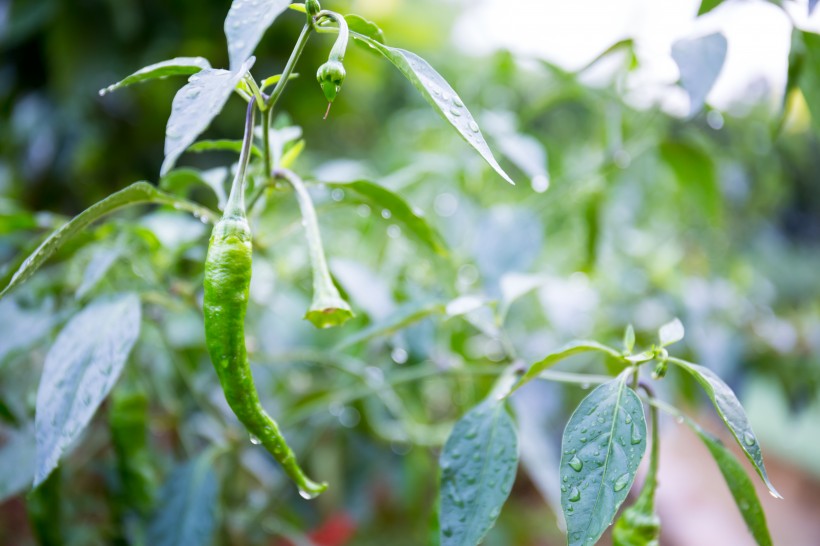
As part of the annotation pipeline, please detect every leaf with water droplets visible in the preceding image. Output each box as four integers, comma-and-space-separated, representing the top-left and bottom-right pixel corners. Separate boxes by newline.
350, 34, 514, 185
670, 359, 781, 499
98, 57, 211, 96
439, 398, 518, 546
147, 455, 219, 546
685, 418, 773, 546
34, 293, 142, 486
0, 182, 217, 301
161, 57, 255, 176
224, 0, 291, 71
325, 180, 448, 256
560, 375, 647, 546
512, 340, 622, 394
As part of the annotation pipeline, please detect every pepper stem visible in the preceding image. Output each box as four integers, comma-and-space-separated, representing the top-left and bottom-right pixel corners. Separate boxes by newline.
224, 97, 257, 218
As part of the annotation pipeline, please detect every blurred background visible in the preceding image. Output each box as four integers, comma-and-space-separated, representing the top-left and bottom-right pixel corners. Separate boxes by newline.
2, 0, 820, 544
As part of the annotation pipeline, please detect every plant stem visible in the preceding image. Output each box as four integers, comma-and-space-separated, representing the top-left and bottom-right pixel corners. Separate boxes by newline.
224, 98, 257, 217
262, 107, 273, 178
265, 24, 312, 111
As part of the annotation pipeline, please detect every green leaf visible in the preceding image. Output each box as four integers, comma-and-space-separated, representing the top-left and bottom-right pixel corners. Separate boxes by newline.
799, 31, 820, 133
327, 180, 448, 256
659, 140, 721, 222
513, 341, 622, 394
161, 57, 255, 176
623, 325, 636, 353
187, 139, 263, 158
685, 419, 773, 546
671, 32, 727, 116
0, 182, 217, 300
224, 0, 291, 71
0, 424, 35, 501
34, 293, 142, 486
697, 0, 723, 16
260, 72, 299, 92
670, 358, 781, 498
439, 399, 518, 546
345, 14, 385, 44
560, 376, 647, 546
147, 455, 218, 546
351, 34, 514, 185
98, 57, 211, 96
658, 318, 684, 347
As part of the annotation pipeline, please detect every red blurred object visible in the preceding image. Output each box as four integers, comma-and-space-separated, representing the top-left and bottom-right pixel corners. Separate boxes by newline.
275, 512, 357, 546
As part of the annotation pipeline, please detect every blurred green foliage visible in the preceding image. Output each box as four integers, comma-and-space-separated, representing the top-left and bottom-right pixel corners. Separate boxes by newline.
1, 0, 820, 545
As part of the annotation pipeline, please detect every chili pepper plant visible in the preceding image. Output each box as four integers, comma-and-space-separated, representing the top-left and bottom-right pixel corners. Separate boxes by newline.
0, 1, 781, 545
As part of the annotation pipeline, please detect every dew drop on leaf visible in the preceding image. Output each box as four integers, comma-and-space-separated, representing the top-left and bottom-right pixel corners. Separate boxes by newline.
743, 432, 756, 446
568, 455, 583, 471
568, 486, 581, 502
613, 473, 631, 492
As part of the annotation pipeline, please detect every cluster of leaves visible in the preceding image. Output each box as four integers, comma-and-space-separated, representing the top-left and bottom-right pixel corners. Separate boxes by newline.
2, 0, 819, 545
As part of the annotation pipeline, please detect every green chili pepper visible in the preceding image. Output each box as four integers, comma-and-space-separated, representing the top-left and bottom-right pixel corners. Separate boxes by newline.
203, 99, 327, 499
315, 10, 349, 115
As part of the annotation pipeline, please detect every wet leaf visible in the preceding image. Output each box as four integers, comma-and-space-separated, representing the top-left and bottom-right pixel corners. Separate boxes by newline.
351, 33, 514, 185
560, 375, 647, 546
670, 359, 781, 498
34, 293, 142, 486
224, 0, 291, 71
161, 57, 255, 176
0, 182, 217, 301
327, 180, 448, 256
439, 398, 518, 546
99, 57, 211, 96
689, 421, 773, 546
147, 455, 218, 546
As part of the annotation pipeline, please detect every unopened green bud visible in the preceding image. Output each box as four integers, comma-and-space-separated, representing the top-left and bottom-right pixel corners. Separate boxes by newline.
316, 59, 345, 103
306, 0, 321, 18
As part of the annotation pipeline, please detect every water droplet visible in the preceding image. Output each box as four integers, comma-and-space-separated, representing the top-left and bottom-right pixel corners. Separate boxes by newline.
468, 120, 479, 132
580, 428, 588, 434
357, 204, 371, 217
568, 486, 581, 502
449, 106, 462, 117
613, 473, 631, 492
630, 422, 642, 444
452, 96, 464, 107
442, 527, 453, 537
298, 488, 320, 500
561, 485, 567, 492
380, 209, 392, 219
489, 507, 500, 519
331, 189, 344, 201
568, 456, 583, 472
625, 413, 632, 424
465, 428, 478, 439
563, 475, 569, 482
390, 347, 408, 364
387, 224, 401, 239
185, 88, 201, 100
249, 434, 261, 445
743, 432, 756, 446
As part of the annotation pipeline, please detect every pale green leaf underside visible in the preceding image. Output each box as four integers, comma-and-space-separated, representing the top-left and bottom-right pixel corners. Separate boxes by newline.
439, 399, 518, 546
147, 455, 219, 546
161, 57, 255, 176
671, 359, 781, 498
560, 376, 647, 546
351, 33, 514, 185
671, 32, 727, 115
0, 182, 217, 301
98, 57, 212, 96
327, 180, 448, 256
688, 422, 773, 546
224, 0, 291, 71
34, 293, 142, 486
